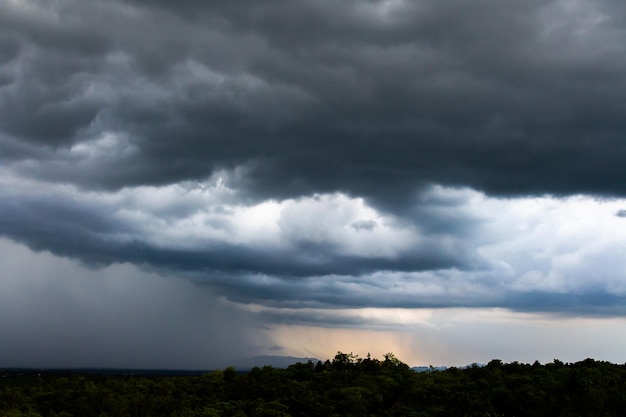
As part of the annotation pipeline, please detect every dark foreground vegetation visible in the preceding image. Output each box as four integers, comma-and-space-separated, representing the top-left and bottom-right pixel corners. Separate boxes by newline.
2, 353, 626, 416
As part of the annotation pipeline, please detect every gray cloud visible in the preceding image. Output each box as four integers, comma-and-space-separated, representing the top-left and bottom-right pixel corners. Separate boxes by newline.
268, 345, 285, 352
1, 0, 625, 204
1, 0, 626, 344
351, 219, 377, 231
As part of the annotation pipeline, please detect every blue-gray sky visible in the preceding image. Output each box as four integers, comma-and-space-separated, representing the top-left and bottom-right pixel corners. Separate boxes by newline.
1, 0, 626, 368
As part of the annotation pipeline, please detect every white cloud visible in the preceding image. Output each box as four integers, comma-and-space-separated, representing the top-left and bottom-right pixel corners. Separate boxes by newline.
473, 194, 626, 295
278, 193, 417, 257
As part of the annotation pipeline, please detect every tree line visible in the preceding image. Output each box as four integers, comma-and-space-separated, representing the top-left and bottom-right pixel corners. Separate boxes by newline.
1, 353, 625, 416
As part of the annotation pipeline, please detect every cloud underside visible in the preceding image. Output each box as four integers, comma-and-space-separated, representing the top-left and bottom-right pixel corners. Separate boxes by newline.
2, 0, 626, 201
2, 179, 626, 316
1, 0, 626, 322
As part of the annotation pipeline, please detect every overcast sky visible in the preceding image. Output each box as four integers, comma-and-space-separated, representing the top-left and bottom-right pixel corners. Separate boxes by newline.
1, 0, 626, 368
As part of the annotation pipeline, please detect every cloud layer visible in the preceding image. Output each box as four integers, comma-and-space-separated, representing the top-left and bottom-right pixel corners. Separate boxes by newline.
2, 0, 626, 203
2, 0, 626, 366
3, 172, 626, 316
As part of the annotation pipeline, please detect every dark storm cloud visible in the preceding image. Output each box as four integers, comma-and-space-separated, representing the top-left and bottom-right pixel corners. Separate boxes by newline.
1, 0, 625, 203
505, 292, 626, 317
2, 0, 626, 322
210, 269, 626, 318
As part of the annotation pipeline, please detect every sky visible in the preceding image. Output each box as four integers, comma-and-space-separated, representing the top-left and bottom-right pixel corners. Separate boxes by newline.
1, 0, 626, 369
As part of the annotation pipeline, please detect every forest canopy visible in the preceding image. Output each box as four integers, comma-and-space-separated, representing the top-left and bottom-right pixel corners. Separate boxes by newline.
1, 353, 625, 416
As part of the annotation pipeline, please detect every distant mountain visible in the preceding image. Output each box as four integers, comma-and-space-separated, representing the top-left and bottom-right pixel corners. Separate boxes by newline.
411, 366, 448, 373
232, 355, 320, 370
411, 363, 484, 373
